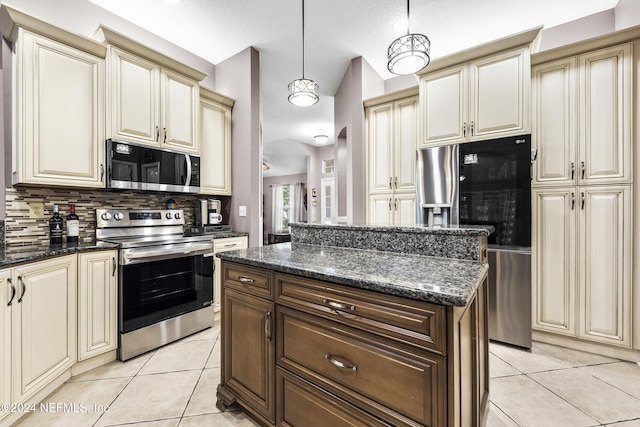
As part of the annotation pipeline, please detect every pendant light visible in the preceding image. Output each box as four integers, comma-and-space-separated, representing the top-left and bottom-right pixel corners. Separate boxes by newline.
288, 0, 319, 106
387, 0, 430, 75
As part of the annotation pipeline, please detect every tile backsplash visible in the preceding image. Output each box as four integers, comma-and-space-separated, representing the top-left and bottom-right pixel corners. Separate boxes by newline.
4, 187, 211, 248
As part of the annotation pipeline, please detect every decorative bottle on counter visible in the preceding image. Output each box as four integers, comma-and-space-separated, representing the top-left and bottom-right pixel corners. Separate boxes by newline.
66, 204, 79, 243
49, 204, 63, 245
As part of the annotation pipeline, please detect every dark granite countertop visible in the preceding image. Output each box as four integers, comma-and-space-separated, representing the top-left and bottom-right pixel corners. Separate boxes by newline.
294, 222, 493, 236
185, 231, 249, 239
0, 241, 119, 269
217, 242, 488, 307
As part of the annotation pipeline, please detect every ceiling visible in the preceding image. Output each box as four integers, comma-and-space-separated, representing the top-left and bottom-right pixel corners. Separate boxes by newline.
87, 0, 619, 177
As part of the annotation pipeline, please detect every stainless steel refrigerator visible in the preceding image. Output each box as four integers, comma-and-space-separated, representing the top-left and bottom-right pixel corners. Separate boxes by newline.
417, 135, 533, 349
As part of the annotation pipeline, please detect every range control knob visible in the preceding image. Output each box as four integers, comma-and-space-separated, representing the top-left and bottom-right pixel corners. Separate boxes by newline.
166, 212, 172, 219
174, 212, 181, 220
113, 212, 124, 221
101, 212, 112, 221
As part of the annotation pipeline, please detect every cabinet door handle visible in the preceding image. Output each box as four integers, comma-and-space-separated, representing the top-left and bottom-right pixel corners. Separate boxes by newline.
17, 275, 26, 303
112, 257, 117, 277
236, 275, 255, 284
265, 311, 272, 342
581, 192, 585, 210
462, 122, 467, 137
155, 126, 160, 142
323, 298, 355, 312
388, 198, 392, 211
388, 177, 392, 189
163, 128, 167, 143
394, 176, 398, 189
570, 162, 575, 180
325, 353, 357, 372
100, 164, 105, 182
571, 192, 575, 210
470, 121, 475, 136
7, 278, 15, 306
581, 161, 585, 179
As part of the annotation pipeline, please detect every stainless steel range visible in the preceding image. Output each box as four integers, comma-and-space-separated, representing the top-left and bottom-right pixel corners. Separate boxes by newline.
96, 208, 214, 361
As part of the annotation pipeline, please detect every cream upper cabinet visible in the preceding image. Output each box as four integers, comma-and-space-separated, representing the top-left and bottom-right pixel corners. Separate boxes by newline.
420, 47, 530, 146
78, 251, 118, 361
12, 255, 77, 403
532, 44, 632, 186
1, 270, 12, 423
200, 89, 234, 195
9, 27, 106, 188
365, 93, 418, 226
109, 47, 200, 153
532, 186, 632, 347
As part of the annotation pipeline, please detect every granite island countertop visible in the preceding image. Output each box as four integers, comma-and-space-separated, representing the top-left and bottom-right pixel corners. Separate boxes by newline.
217, 242, 488, 307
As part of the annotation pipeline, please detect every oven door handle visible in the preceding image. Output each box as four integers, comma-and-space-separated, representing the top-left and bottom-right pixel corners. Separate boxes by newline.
121, 242, 213, 265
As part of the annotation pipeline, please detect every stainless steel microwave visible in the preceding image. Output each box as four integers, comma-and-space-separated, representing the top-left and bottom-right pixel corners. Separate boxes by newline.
106, 139, 200, 193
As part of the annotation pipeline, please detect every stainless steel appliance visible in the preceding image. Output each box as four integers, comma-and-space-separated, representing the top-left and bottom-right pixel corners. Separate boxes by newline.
106, 139, 200, 193
96, 208, 214, 360
416, 144, 459, 227
416, 134, 534, 348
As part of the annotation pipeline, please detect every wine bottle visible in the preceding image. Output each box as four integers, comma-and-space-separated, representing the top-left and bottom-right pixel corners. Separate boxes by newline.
49, 205, 63, 245
66, 204, 79, 243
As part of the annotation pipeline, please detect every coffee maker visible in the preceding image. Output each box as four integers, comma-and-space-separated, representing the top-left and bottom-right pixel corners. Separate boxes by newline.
194, 199, 230, 234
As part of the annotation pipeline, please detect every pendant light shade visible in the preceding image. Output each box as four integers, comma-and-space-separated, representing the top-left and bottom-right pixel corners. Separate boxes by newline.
387, 0, 430, 75
288, 0, 319, 106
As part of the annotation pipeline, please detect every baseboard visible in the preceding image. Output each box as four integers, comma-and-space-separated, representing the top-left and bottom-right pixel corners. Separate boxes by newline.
533, 330, 640, 362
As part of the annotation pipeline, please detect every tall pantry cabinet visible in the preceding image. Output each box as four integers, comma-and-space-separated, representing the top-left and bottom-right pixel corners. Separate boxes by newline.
532, 40, 634, 350
365, 89, 418, 226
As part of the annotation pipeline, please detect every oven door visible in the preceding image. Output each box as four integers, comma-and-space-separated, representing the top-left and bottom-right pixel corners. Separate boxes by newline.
119, 241, 214, 333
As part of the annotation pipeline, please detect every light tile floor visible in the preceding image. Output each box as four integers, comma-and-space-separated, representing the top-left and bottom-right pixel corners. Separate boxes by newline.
14, 321, 640, 427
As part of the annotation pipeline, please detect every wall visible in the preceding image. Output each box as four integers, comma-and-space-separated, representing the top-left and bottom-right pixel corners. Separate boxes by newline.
215, 47, 263, 247
263, 172, 306, 242
538, 10, 616, 52
615, 0, 640, 30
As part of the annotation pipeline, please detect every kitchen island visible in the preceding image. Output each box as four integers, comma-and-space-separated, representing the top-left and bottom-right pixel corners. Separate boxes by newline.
216, 223, 490, 427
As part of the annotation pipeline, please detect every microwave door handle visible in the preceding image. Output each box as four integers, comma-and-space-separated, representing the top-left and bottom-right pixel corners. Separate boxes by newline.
185, 155, 192, 187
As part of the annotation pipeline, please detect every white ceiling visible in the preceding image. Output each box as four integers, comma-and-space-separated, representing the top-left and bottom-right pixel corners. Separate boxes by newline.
87, 0, 620, 177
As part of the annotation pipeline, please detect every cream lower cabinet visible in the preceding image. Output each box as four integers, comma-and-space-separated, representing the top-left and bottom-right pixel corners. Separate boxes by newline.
1, 270, 12, 424
368, 193, 416, 226
213, 237, 249, 313
419, 46, 530, 146
533, 186, 632, 347
11, 255, 78, 403
78, 251, 118, 360
8, 24, 106, 188
532, 43, 632, 187
200, 88, 234, 195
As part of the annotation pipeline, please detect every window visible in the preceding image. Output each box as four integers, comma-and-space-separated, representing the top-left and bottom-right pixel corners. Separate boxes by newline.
323, 159, 335, 174
273, 184, 291, 233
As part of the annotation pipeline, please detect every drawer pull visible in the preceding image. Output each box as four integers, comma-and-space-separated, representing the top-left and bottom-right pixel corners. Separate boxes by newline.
325, 353, 357, 372
236, 275, 255, 284
224, 243, 238, 247
323, 299, 355, 312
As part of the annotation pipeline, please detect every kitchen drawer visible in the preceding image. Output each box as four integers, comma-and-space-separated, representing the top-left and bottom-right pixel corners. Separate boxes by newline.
277, 306, 446, 427
275, 273, 446, 355
223, 262, 273, 299
214, 236, 248, 252
276, 367, 392, 427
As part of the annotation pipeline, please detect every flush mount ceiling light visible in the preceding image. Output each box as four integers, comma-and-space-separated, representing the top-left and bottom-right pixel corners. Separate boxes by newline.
288, 0, 319, 107
314, 130, 329, 144
387, 0, 430, 75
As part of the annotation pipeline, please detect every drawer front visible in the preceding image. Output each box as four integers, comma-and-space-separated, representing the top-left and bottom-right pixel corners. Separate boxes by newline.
277, 307, 446, 427
214, 236, 248, 252
276, 273, 446, 354
277, 367, 392, 427
223, 262, 273, 299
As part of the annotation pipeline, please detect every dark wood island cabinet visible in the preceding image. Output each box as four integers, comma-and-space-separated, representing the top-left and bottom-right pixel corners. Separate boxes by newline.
216, 223, 490, 427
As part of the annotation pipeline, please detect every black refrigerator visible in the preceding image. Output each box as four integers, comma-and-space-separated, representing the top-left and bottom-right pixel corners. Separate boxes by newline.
459, 134, 532, 349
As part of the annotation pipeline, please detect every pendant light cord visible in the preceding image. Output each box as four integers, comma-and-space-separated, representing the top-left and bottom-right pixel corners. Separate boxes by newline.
302, 0, 306, 79
406, 0, 411, 35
